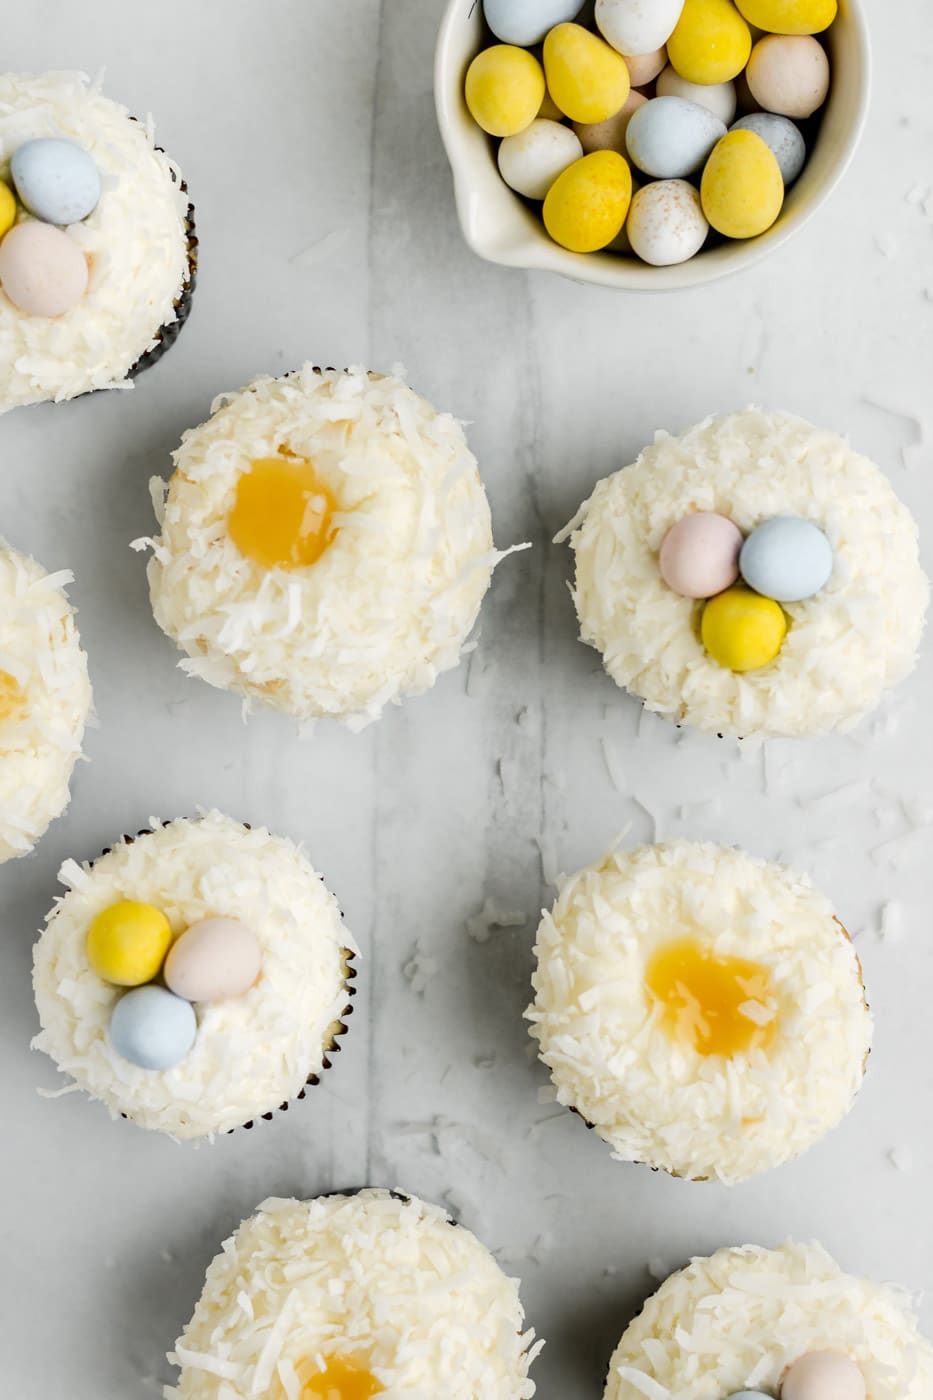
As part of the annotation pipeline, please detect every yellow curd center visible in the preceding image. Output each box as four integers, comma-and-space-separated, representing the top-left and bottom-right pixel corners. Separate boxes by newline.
228, 455, 337, 570
0, 670, 24, 723
645, 936, 775, 1057
299, 1358, 383, 1399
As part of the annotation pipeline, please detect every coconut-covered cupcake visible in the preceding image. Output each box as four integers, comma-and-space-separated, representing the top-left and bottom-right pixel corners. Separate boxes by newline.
558, 410, 928, 738
167, 1190, 541, 1399
0, 540, 92, 861
140, 365, 523, 728
527, 841, 871, 1183
0, 71, 195, 411
32, 811, 354, 1138
605, 1242, 933, 1400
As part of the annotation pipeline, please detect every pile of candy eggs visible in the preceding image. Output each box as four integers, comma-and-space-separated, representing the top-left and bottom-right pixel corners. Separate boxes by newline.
726, 1347, 867, 1400
464, 0, 835, 266
0, 137, 100, 316
87, 900, 263, 1070
659, 510, 833, 672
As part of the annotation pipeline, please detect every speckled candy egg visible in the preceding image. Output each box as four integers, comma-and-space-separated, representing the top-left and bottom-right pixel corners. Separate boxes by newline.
740, 515, 833, 601
573, 91, 648, 154
483, 0, 583, 47
0, 221, 89, 317
544, 23, 631, 125
11, 137, 100, 225
659, 512, 742, 596
746, 34, 830, 117
595, 0, 685, 56
626, 95, 725, 178
701, 128, 784, 238
732, 112, 806, 182
626, 179, 709, 264
656, 65, 737, 123
782, 1351, 866, 1400
736, 0, 837, 34
543, 150, 633, 251
667, 0, 752, 85
498, 119, 584, 199
164, 917, 263, 1003
623, 47, 669, 86
109, 985, 197, 1071
465, 45, 545, 136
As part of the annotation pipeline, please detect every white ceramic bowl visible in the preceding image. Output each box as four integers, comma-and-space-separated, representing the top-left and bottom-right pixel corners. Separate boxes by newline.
435, 1, 870, 291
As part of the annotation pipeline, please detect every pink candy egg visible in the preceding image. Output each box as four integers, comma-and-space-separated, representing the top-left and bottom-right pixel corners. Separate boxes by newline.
746, 34, 830, 118
624, 47, 668, 86
574, 89, 649, 154
0, 220, 88, 317
782, 1351, 866, 1400
659, 512, 743, 598
164, 917, 263, 1003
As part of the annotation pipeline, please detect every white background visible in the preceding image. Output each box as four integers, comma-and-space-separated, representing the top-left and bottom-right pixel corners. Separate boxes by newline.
1, 2, 932, 1396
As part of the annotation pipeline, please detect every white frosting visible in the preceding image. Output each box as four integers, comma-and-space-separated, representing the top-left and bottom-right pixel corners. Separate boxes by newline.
0, 71, 190, 410
141, 366, 522, 727
166, 1191, 541, 1399
605, 1242, 933, 1399
0, 540, 91, 861
32, 811, 355, 1139
527, 841, 871, 1183
560, 410, 929, 738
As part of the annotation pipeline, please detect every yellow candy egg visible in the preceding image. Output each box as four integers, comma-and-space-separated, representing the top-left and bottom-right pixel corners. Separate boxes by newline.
0, 180, 15, 239
668, 0, 752, 85
465, 45, 545, 137
736, 0, 837, 34
701, 587, 787, 671
701, 128, 784, 237
87, 900, 173, 987
543, 23, 631, 125
543, 150, 633, 252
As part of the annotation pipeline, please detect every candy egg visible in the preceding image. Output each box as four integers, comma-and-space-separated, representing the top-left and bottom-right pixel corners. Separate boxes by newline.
109, 985, 197, 1071
659, 512, 742, 596
543, 150, 632, 251
746, 34, 830, 117
736, 0, 837, 34
595, 0, 685, 56
86, 900, 173, 987
623, 47, 669, 86
0, 180, 16, 239
164, 917, 263, 1003
739, 516, 833, 601
667, 0, 752, 85
732, 112, 806, 183
626, 96, 725, 178
725, 1393, 771, 1399
483, 0, 584, 47
701, 587, 787, 671
498, 119, 584, 200
544, 24, 631, 124
0, 221, 89, 317
627, 180, 709, 265
701, 128, 784, 238
574, 91, 648, 154
782, 1351, 866, 1400
656, 65, 738, 123
465, 45, 545, 137
10, 137, 100, 225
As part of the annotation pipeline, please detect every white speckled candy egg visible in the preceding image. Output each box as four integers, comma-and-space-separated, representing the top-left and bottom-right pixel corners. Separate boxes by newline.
11, 137, 100, 225
164, 917, 263, 1003
732, 111, 806, 182
574, 90, 648, 153
626, 95, 725, 178
782, 1351, 866, 1400
746, 33, 830, 117
656, 64, 737, 123
498, 119, 584, 199
627, 179, 708, 264
109, 985, 197, 1071
484, 0, 583, 47
0, 221, 88, 317
595, 0, 685, 55
740, 516, 833, 601
659, 512, 742, 596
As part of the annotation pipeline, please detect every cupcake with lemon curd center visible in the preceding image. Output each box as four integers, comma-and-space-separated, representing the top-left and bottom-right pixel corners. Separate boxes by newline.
527, 840, 871, 1183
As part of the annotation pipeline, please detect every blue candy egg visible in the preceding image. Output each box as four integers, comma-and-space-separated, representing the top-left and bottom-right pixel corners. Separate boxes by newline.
626, 97, 726, 179
740, 517, 833, 603
109, 985, 197, 1070
732, 113, 806, 185
11, 137, 101, 225
484, 0, 583, 47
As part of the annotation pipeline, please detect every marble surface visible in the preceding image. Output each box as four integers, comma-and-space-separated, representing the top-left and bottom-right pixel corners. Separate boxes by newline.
2, 2, 932, 1396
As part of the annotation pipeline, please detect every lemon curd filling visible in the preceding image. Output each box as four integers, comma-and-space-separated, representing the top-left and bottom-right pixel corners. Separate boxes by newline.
299, 1357, 383, 1399
0, 670, 24, 724
645, 936, 776, 1057
227, 455, 337, 570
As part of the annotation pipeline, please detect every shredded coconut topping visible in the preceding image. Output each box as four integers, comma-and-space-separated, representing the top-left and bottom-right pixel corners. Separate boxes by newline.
165, 1190, 540, 1399
142, 365, 522, 727
32, 811, 355, 1138
604, 1242, 933, 1399
560, 410, 929, 738
0, 71, 189, 410
527, 842, 872, 1183
0, 539, 91, 861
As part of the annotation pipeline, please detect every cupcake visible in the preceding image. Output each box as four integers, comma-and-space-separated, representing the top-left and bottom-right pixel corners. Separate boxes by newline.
139, 365, 523, 728
558, 410, 928, 738
0, 540, 92, 861
0, 71, 195, 412
32, 811, 355, 1138
526, 840, 871, 1183
166, 1190, 541, 1398
605, 1242, 933, 1399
